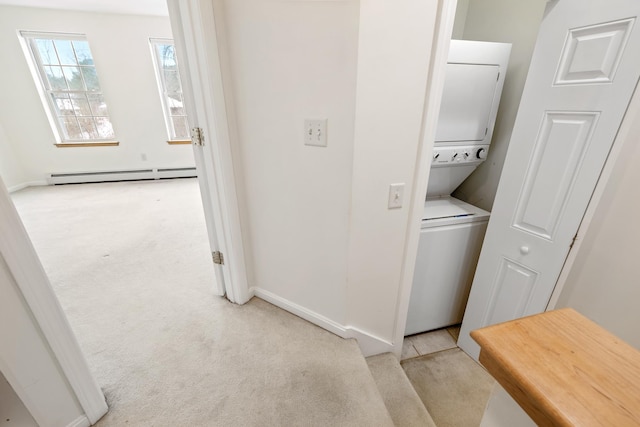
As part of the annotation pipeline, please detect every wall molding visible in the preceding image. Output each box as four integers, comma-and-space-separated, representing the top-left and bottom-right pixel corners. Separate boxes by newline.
253, 288, 393, 357
7, 181, 47, 193
67, 415, 91, 427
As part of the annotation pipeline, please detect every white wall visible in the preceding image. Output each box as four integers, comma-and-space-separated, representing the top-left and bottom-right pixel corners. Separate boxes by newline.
0, 252, 85, 427
220, 0, 441, 350
0, 5, 194, 186
452, 0, 547, 211
555, 102, 640, 350
0, 123, 28, 191
346, 0, 439, 343
451, 0, 469, 39
222, 0, 359, 323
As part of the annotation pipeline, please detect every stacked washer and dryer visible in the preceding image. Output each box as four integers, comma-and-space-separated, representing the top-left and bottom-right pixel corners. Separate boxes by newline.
405, 40, 511, 336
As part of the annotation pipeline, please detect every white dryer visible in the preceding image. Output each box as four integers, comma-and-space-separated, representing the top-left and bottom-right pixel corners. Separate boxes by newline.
405, 40, 511, 336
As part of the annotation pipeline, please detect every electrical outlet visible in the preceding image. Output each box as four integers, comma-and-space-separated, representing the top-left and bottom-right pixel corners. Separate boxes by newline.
388, 183, 405, 209
304, 119, 327, 147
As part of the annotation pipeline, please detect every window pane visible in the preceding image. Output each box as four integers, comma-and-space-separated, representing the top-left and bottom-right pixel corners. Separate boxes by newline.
78, 117, 98, 139
51, 93, 74, 116
81, 66, 99, 90
63, 66, 84, 90
171, 116, 189, 139
87, 93, 109, 116
36, 39, 58, 65
156, 44, 176, 68
54, 40, 77, 65
163, 69, 181, 93
45, 66, 67, 90
69, 93, 91, 116
26, 33, 113, 142
166, 94, 185, 115
95, 117, 115, 139
72, 40, 94, 65
62, 116, 82, 140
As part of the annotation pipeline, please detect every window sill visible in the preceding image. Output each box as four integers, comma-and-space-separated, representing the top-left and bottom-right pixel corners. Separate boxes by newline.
167, 139, 191, 145
55, 141, 120, 148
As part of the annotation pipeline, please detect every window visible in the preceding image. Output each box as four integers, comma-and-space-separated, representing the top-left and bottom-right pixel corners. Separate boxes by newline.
21, 32, 115, 144
150, 39, 190, 142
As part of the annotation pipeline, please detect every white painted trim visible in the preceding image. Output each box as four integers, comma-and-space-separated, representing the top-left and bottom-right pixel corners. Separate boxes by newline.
7, 181, 47, 193
253, 288, 394, 357
168, 0, 251, 304
0, 178, 107, 424
548, 80, 640, 310
391, 0, 459, 357
253, 288, 347, 338
67, 415, 91, 427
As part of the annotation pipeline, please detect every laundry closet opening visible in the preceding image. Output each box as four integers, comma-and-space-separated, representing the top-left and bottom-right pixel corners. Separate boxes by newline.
403, 0, 547, 347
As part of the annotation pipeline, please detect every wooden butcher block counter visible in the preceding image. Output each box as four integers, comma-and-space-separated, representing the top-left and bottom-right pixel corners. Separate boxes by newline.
471, 308, 640, 426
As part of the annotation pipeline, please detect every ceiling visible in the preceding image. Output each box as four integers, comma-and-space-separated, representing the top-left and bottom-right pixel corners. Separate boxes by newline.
0, 0, 168, 16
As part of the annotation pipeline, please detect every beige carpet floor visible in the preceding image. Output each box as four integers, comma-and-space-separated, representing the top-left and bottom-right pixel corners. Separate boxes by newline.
366, 353, 436, 427
402, 348, 495, 427
11, 179, 393, 427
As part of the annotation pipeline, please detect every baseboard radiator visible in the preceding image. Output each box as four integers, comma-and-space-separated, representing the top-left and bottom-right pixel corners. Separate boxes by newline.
47, 167, 197, 185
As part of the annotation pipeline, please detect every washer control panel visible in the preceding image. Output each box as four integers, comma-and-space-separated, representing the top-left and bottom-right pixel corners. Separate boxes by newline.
432, 145, 490, 166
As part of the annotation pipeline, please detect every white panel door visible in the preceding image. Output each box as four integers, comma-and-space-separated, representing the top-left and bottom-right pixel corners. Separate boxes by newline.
459, 0, 640, 360
167, 0, 250, 303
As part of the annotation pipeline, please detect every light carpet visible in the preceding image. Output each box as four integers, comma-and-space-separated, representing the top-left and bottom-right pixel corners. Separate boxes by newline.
366, 353, 436, 427
11, 179, 393, 427
402, 348, 495, 427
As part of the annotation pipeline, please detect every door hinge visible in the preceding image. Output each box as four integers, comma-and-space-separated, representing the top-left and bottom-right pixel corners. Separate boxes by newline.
212, 251, 224, 265
191, 127, 205, 146
569, 233, 578, 249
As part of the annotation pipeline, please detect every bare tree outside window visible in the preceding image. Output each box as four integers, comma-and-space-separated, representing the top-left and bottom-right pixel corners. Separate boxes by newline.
150, 39, 189, 141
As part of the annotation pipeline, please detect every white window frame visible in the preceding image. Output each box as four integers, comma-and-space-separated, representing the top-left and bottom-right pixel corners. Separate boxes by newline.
20, 31, 116, 146
149, 38, 190, 143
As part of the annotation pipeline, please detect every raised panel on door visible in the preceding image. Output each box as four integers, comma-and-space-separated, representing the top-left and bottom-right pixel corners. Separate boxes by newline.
513, 112, 599, 240
458, 1, 640, 360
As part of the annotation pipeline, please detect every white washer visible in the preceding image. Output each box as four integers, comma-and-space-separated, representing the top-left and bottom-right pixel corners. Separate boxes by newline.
405, 197, 489, 335
405, 40, 511, 336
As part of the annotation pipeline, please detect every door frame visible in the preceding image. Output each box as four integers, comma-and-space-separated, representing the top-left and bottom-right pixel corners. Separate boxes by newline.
0, 176, 108, 425
392, 0, 458, 355
167, 0, 251, 304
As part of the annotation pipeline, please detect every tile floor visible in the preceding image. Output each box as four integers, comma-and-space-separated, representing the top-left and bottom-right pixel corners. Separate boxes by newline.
401, 325, 461, 360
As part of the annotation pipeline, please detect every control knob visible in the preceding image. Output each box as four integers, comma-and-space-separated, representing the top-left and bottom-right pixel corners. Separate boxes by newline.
476, 148, 487, 160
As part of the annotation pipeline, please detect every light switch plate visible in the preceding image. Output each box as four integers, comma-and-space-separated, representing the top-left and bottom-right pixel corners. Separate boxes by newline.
388, 183, 405, 209
304, 119, 327, 147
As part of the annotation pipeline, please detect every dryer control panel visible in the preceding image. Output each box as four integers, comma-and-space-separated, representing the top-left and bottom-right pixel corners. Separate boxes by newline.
432, 145, 489, 166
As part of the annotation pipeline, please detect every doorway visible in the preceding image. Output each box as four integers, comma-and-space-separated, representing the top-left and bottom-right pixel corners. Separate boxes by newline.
0, 2, 224, 420
404, 0, 547, 343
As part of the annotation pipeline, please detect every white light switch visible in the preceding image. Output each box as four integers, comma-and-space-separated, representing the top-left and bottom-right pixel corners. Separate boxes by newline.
304, 119, 327, 147
388, 183, 405, 209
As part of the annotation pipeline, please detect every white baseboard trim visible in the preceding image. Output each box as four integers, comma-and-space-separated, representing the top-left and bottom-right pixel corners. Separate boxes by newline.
252, 288, 348, 338
67, 415, 91, 427
347, 326, 395, 357
252, 288, 394, 357
8, 181, 47, 193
